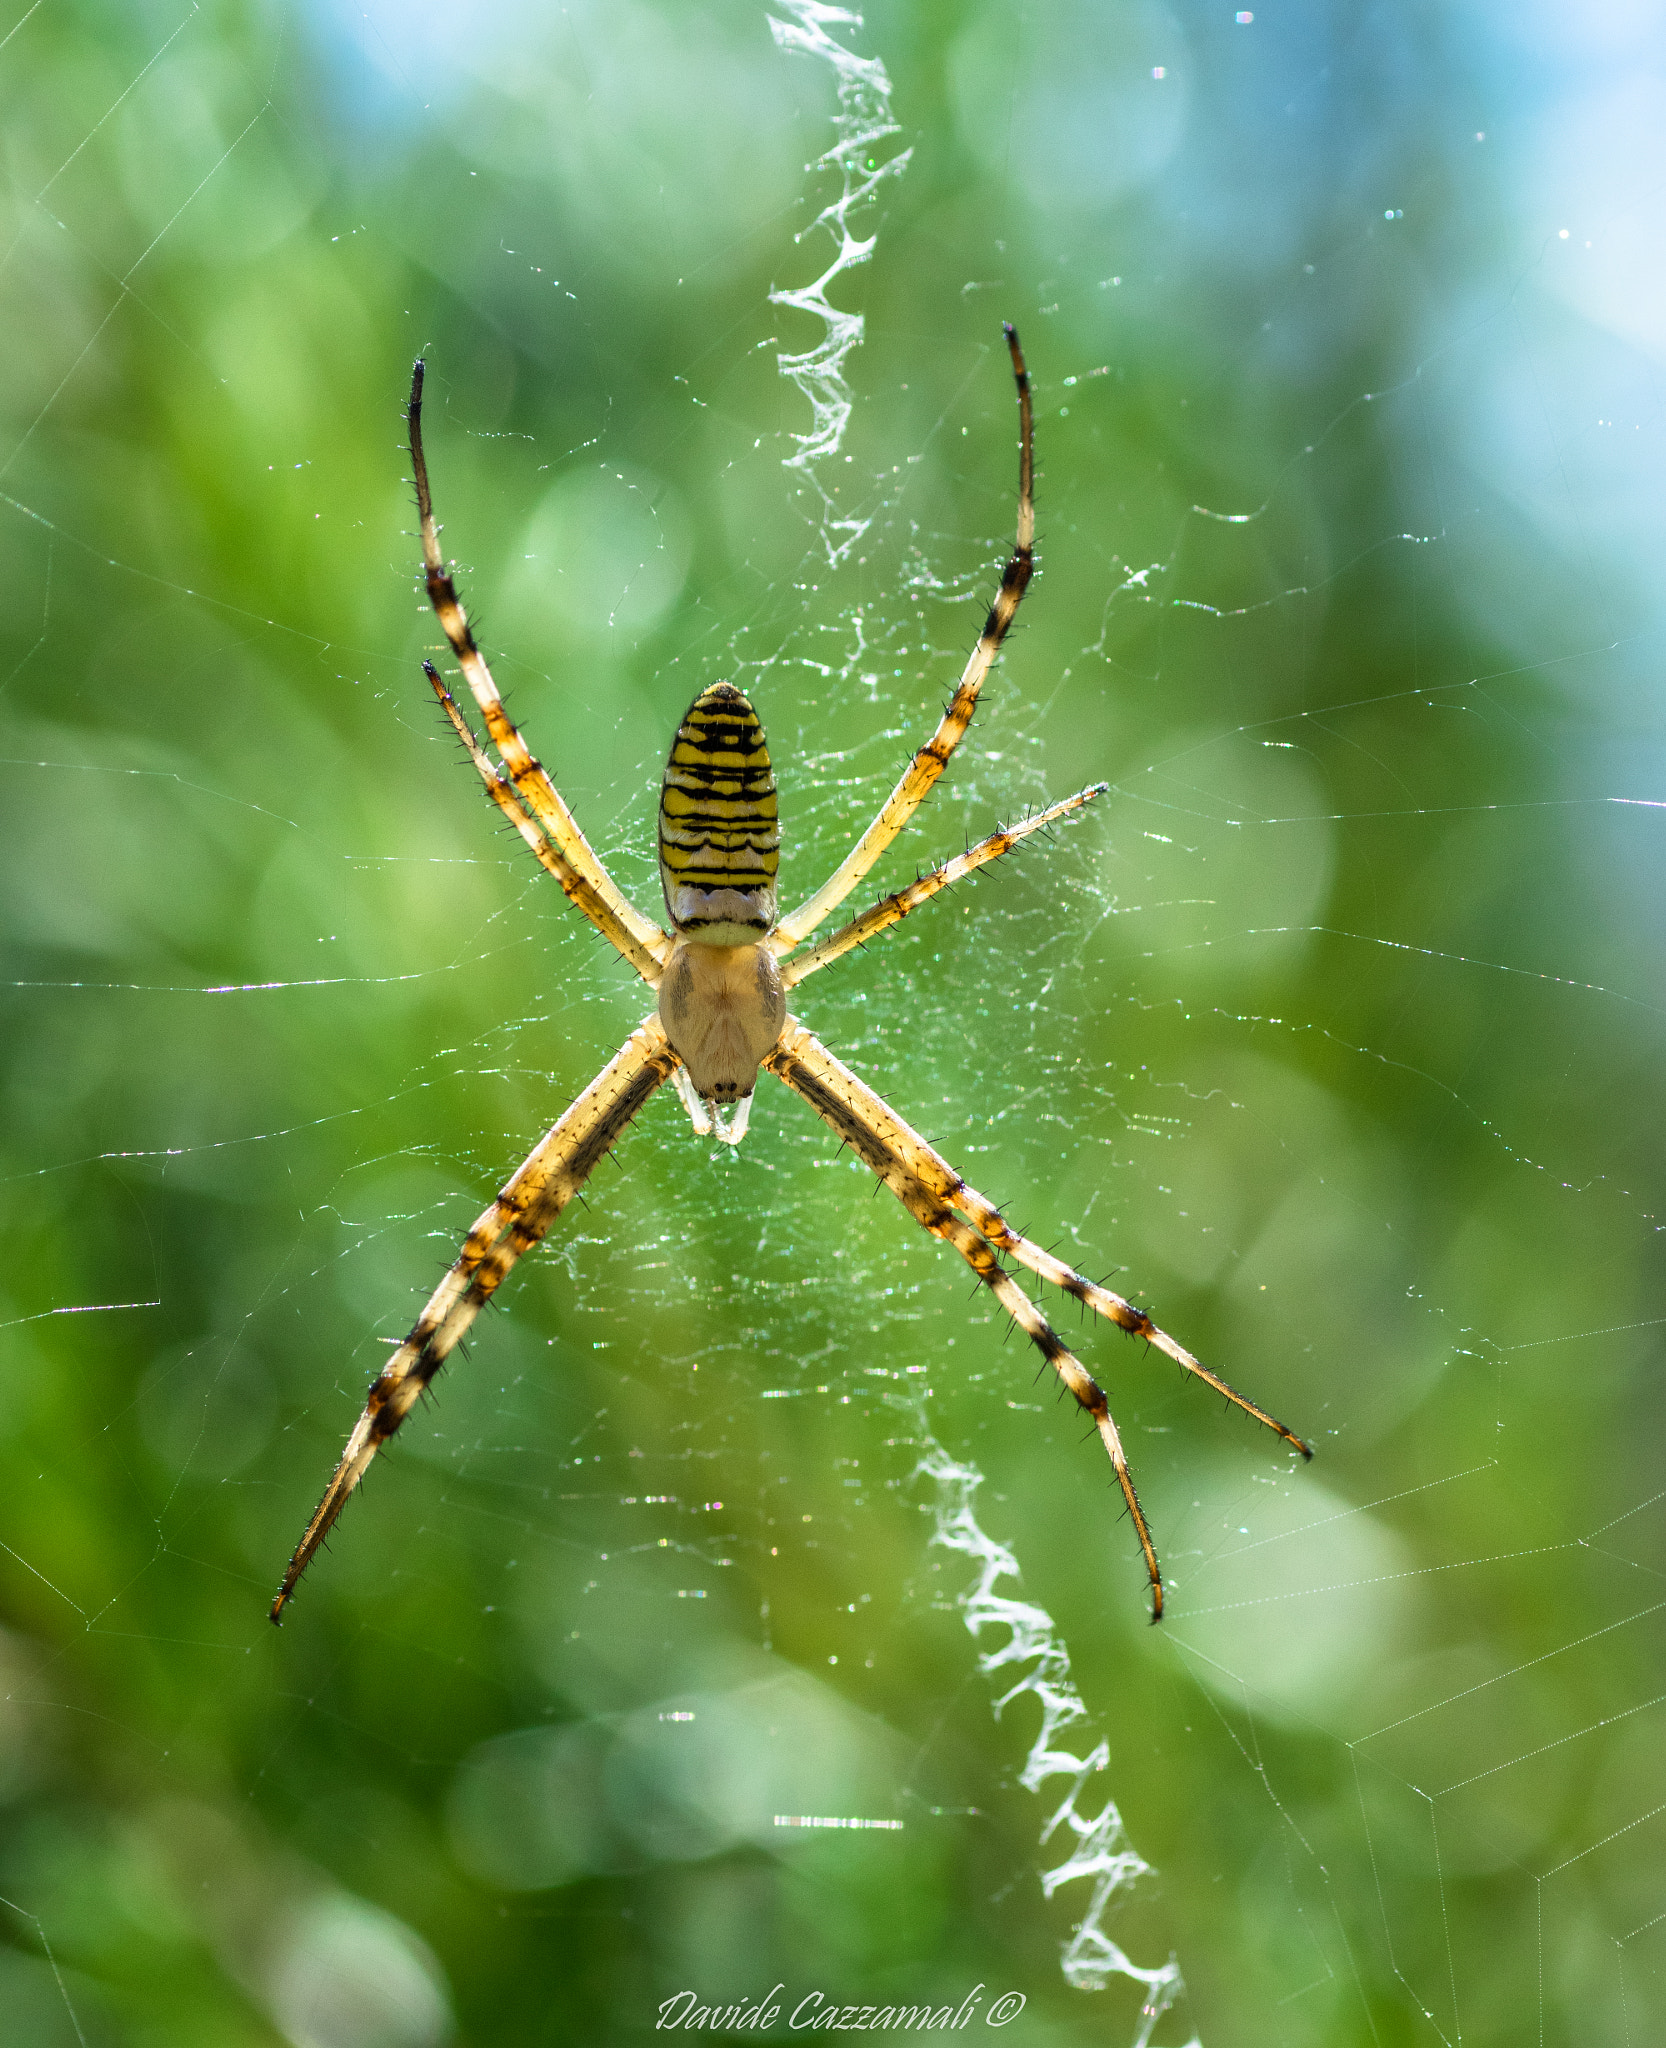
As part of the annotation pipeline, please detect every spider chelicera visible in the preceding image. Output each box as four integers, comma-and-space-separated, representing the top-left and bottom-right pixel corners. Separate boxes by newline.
270, 326, 1311, 1624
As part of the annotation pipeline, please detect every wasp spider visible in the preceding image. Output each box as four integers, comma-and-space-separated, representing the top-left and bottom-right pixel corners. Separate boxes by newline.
270, 328, 1311, 1624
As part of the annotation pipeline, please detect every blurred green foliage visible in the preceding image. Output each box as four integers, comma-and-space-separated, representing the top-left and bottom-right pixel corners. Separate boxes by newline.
2, 1, 1664, 2044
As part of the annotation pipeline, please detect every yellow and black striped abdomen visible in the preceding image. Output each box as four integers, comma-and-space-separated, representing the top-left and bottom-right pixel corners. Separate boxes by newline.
658, 682, 780, 942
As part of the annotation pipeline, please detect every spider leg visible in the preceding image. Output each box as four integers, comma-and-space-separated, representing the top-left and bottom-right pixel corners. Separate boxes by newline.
408, 360, 670, 971
428, 663, 664, 985
947, 1185, 1311, 1455
772, 1023, 1311, 1460
766, 1019, 1165, 1617
271, 1015, 679, 1621
780, 782, 1107, 990
773, 324, 1036, 950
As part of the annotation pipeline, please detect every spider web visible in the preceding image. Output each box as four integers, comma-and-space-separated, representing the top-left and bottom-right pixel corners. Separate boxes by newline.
1, 2, 1664, 2046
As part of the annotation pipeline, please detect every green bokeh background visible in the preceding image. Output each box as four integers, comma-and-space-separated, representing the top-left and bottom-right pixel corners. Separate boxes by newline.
3, 2, 1664, 2043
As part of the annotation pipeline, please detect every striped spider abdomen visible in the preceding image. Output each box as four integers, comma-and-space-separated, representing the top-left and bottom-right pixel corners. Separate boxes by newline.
657, 680, 780, 943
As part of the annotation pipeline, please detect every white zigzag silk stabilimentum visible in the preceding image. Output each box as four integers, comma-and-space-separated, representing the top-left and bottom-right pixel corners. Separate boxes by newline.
919, 1443, 1200, 2047
767, 0, 913, 560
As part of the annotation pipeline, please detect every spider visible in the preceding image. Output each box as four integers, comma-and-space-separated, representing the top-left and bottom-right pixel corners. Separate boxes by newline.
270, 326, 1310, 1624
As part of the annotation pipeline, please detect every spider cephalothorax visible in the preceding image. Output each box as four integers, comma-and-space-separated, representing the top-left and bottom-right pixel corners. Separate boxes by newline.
270, 326, 1310, 1625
